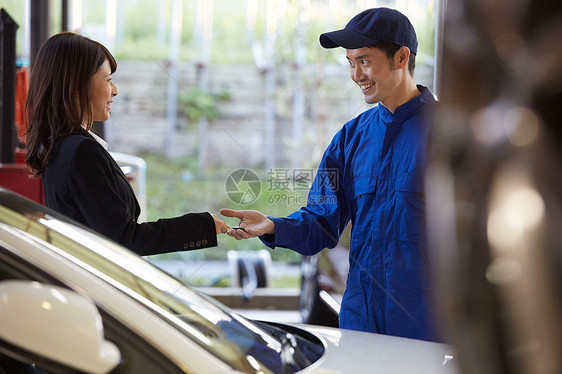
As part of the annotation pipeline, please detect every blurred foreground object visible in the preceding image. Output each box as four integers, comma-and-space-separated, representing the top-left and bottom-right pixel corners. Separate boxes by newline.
427, 1, 562, 374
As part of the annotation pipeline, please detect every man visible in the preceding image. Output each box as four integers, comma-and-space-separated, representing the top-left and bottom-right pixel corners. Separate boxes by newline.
222, 7, 438, 341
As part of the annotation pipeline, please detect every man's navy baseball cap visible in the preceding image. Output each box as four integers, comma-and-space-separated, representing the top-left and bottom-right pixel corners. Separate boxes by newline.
319, 7, 418, 54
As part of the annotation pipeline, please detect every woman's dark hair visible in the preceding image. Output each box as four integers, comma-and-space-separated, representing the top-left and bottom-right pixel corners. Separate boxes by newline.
372, 41, 416, 76
24, 32, 117, 176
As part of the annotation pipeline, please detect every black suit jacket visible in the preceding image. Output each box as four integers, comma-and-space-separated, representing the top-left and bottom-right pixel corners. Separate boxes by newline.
42, 129, 217, 256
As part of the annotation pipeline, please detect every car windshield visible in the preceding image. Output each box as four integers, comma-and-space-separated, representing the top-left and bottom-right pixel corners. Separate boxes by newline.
0, 192, 315, 373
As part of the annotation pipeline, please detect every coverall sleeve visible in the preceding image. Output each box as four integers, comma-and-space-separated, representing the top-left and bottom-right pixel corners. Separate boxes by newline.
260, 136, 349, 255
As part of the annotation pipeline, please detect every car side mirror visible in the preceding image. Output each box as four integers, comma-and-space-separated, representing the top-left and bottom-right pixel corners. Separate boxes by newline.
0, 280, 121, 374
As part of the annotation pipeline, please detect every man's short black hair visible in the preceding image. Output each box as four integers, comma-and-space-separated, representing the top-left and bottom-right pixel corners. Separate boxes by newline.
372, 41, 416, 76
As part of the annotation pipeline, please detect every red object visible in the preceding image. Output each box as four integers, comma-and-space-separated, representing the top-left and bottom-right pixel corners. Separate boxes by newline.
0, 164, 44, 204
0, 149, 44, 204
15, 148, 26, 164
15, 66, 29, 143
1, 68, 40, 204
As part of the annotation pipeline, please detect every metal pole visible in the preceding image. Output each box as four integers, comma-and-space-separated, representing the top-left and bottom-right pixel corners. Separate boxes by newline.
62, 0, 69, 31
196, 0, 213, 172
0, 10, 19, 163
291, 0, 306, 170
165, 0, 182, 158
69, 0, 83, 33
29, 0, 50, 71
433, 0, 446, 99
105, 0, 117, 51
263, 0, 277, 171
157, 0, 168, 45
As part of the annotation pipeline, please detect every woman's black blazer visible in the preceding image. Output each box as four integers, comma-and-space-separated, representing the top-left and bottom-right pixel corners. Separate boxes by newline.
42, 129, 217, 256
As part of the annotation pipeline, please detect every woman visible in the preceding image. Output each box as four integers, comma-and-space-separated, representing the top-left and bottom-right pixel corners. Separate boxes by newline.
24, 32, 228, 256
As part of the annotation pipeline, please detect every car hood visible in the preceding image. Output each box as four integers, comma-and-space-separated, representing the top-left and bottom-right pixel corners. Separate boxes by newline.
292, 324, 458, 374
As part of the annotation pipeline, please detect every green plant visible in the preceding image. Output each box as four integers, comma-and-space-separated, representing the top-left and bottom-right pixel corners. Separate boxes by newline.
179, 88, 231, 123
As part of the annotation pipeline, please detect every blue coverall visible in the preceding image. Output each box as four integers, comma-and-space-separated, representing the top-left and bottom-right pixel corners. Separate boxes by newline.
262, 85, 437, 341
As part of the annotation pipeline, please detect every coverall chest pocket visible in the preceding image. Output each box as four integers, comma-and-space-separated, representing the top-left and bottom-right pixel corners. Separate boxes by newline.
352, 177, 378, 234
395, 173, 425, 236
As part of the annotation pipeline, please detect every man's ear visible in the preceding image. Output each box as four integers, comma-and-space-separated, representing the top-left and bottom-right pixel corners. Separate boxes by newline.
395, 46, 410, 70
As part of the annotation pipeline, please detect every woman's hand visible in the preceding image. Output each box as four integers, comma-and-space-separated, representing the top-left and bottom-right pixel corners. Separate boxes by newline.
211, 214, 230, 234
220, 208, 275, 240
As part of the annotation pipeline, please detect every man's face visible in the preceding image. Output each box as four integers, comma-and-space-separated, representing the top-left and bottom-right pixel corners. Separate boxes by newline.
346, 47, 399, 106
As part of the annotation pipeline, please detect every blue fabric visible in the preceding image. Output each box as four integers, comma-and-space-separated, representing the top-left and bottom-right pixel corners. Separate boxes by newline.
320, 8, 418, 53
261, 86, 437, 341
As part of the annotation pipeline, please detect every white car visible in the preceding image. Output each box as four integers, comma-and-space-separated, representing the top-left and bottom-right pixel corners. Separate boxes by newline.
0, 188, 458, 374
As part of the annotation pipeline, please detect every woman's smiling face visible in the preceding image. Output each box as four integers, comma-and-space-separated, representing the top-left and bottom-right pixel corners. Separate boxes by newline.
90, 59, 118, 122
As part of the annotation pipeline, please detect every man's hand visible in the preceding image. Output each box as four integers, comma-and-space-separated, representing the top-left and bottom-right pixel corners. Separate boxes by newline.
220, 208, 275, 240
